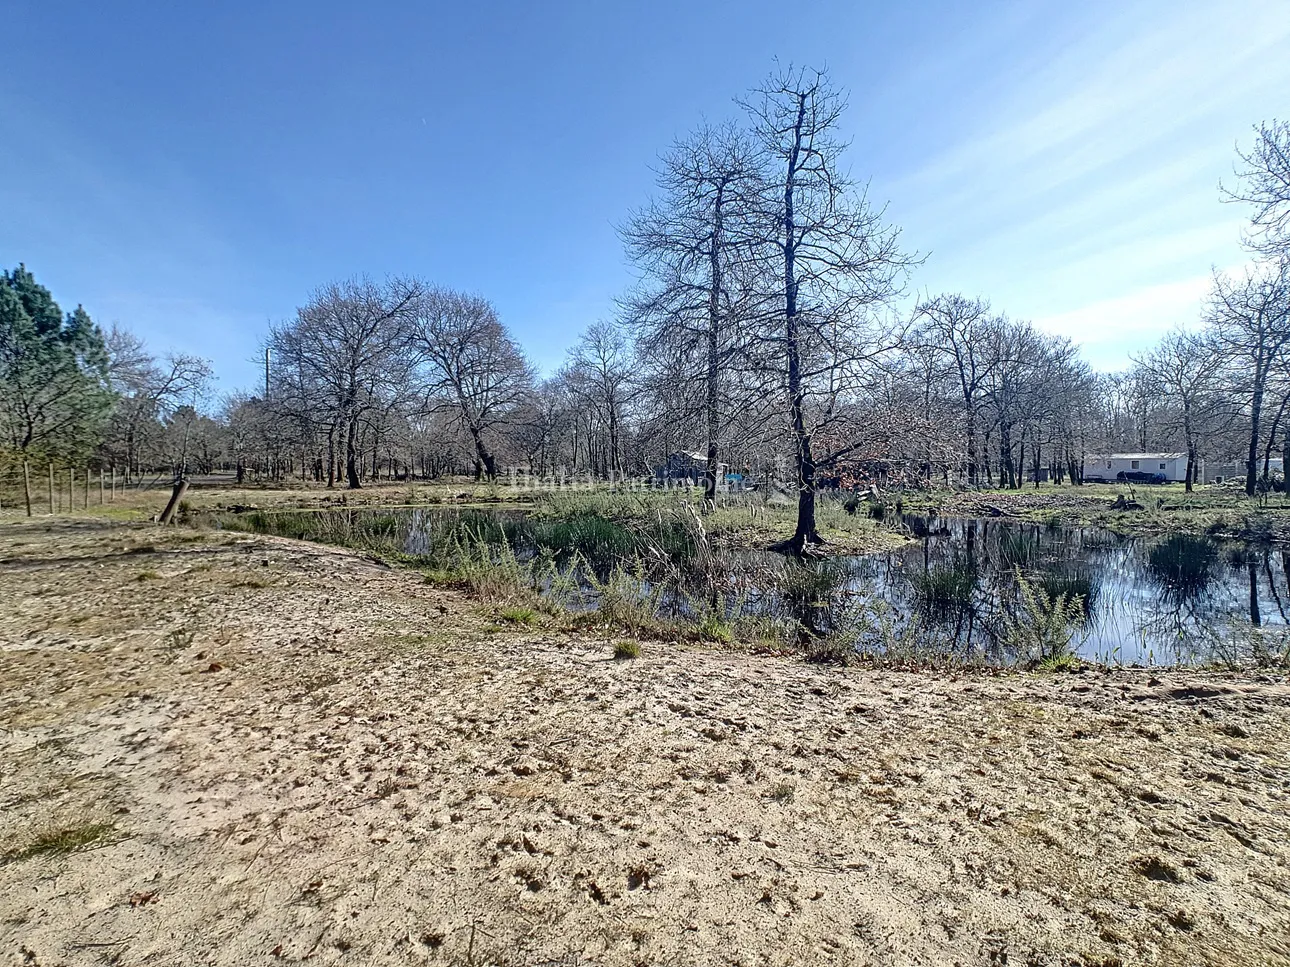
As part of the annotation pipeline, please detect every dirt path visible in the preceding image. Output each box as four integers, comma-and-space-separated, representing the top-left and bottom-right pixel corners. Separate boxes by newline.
2, 519, 1288, 966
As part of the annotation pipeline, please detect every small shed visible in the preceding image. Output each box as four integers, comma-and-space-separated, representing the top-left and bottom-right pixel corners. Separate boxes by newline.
1082, 453, 1198, 483
1203, 458, 1283, 484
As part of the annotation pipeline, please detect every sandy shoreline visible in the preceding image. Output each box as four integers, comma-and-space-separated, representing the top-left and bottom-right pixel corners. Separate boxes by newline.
2, 518, 1288, 966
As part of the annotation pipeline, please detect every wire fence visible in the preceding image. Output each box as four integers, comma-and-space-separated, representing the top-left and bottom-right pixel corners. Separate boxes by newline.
0, 462, 171, 516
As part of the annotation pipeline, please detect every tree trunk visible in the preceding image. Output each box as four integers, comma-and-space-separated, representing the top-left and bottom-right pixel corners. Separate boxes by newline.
327, 426, 337, 488
1282, 432, 1290, 494
1183, 403, 1196, 493
1247, 371, 1265, 496
470, 427, 498, 481
780, 92, 821, 554
608, 405, 623, 482
703, 180, 725, 508
159, 478, 189, 526
345, 416, 362, 489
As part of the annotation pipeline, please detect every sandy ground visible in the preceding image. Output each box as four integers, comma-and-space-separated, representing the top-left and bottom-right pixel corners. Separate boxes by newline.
2, 518, 1289, 967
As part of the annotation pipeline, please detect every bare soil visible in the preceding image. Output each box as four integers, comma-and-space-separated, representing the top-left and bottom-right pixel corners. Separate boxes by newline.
2, 518, 1289, 966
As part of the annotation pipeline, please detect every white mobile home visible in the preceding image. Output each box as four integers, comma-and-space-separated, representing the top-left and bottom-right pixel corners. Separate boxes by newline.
1082, 453, 1199, 483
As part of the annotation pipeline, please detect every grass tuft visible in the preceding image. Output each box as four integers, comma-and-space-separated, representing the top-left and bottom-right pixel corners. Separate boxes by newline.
499, 605, 539, 626
767, 782, 795, 803
613, 639, 641, 660
2, 822, 117, 864
910, 562, 976, 618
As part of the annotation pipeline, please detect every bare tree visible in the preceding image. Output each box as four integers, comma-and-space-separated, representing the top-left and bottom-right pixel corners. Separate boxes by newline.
741, 65, 917, 552
1224, 119, 1290, 257
911, 294, 998, 486
511, 377, 572, 476
621, 123, 761, 503
1208, 259, 1290, 495
268, 276, 419, 489
978, 320, 1050, 489
563, 320, 635, 479
410, 288, 534, 480
104, 325, 213, 481
1132, 329, 1225, 491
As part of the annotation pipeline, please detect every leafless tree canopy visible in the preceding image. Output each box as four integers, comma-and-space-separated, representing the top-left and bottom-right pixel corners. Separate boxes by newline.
410, 287, 535, 481
1225, 119, 1290, 256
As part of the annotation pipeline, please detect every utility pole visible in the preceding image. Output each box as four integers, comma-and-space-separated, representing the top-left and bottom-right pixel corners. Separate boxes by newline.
264, 347, 271, 400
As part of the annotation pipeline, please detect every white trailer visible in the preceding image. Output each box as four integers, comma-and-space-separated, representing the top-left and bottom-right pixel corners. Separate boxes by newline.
1082, 453, 1199, 483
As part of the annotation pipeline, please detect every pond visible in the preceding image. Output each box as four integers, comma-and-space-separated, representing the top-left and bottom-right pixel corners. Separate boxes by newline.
850, 516, 1290, 666
220, 505, 1290, 666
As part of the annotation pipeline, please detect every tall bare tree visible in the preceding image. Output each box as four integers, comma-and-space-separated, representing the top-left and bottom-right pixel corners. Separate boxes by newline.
1208, 259, 1290, 495
563, 320, 635, 479
741, 66, 916, 552
911, 294, 998, 486
104, 325, 213, 481
1132, 329, 1224, 491
622, 123, 761, 503
1224, 119, 1290, 257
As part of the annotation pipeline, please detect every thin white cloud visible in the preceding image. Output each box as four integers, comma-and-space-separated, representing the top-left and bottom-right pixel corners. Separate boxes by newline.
888, 0, 1290, 367
1032, 273, 1217, 369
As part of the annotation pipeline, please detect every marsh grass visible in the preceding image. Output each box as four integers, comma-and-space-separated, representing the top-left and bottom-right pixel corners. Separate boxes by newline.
587, 562, 666, 637
692, 608, 735, 644
1149, 534, 1220, 602
911, 562, 976, 618
499, 605, 539, 626
429, 533, 532, 603
1037, 569, 1097, 617
217, 496, 1122, 667
998, 531, 1037, 567
613, 639, 641, 660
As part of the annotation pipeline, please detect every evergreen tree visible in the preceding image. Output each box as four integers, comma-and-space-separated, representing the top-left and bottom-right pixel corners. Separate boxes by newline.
0, 265, 114, 463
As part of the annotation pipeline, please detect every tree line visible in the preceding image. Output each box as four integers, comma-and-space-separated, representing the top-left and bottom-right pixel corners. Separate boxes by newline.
3, 69, 1287, 546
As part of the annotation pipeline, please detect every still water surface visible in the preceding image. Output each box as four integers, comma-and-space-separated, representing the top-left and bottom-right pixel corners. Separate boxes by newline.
849, 517, 1290, 664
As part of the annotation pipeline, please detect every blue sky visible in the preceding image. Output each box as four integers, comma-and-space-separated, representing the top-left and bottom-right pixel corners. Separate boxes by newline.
2, 0, 1288, 392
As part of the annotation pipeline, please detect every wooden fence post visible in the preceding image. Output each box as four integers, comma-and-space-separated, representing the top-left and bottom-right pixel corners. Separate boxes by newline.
84, 468, 90, 509
48, 463, 54, 514
23, 460, 32, 517
68, 468, 74, 514
110, 466, 116, 501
